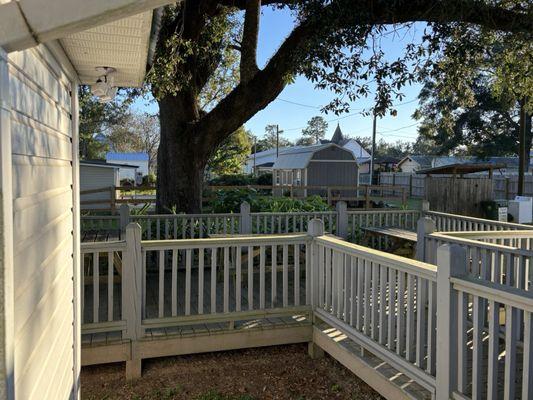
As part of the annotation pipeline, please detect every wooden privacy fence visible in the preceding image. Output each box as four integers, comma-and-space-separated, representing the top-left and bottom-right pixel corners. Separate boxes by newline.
81, 219, 532, 399
380, 172, 533, 200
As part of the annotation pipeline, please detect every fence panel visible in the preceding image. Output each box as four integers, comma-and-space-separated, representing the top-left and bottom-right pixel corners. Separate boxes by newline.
131, 214, 241, 240
139, 234, 311, 331
251, 211, 337, 235
314, 235, 438, 392
81, 241, 127, 334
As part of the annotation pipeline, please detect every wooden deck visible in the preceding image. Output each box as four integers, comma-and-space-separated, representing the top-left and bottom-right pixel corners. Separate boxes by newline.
81, 229, 121, 242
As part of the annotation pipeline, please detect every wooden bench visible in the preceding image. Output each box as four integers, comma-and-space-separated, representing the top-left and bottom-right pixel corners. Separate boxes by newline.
362, 227, 417, 257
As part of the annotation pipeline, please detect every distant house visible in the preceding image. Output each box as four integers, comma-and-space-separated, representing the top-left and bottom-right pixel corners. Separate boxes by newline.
244, 124, 370, 174
106, 152, 149, 181
272, 143, 359, 196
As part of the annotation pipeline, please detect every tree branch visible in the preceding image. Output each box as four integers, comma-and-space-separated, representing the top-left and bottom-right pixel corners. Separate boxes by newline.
197, 0, 532, 153
240, 0, 261, 83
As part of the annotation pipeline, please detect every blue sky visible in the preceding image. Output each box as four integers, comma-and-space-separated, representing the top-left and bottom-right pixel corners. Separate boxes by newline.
134, 7, 425, 144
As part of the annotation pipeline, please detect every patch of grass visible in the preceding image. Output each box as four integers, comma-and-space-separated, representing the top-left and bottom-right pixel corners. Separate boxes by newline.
194, 391, 255, 400
331, 383, 342, 393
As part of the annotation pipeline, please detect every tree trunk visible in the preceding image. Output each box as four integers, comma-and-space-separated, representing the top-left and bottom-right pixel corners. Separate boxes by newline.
156, 96, 207, 214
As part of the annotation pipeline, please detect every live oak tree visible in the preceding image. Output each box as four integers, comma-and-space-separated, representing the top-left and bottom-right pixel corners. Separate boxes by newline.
413, 24, 531, 191
208, 126, 252, 175
148, 0, 532, 213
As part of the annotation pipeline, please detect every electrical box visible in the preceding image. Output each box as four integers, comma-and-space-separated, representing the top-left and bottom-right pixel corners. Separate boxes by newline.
508, 196, 532, 224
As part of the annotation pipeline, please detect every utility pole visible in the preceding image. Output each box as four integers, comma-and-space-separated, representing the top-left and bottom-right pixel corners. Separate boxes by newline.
276, 125, 283, 158
369, 113, 377, 186
253, 136, 257, 175
518, 99, 527, 195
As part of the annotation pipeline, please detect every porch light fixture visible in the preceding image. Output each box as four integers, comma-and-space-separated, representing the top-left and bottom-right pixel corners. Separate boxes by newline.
91, 67, 117, 102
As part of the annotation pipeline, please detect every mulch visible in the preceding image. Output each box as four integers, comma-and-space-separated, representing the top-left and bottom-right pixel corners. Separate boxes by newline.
81, 344, 382, 400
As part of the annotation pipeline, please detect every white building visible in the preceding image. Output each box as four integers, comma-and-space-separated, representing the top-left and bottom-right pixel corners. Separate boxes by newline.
0, 2, 169, 398
245, 124, 370, 174
80, 161, 138, 210
106, 152, 149, 180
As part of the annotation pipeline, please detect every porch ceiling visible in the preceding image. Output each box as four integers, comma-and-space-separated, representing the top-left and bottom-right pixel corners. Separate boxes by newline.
60, 11, 154, 87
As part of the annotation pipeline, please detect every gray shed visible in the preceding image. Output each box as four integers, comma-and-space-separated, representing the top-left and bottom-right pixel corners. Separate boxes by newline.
272, 143, 359, 196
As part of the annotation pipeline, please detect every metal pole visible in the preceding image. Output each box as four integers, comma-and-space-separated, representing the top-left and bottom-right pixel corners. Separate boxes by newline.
370, 114, 377, 185
518, 100, 526, 195
253, 137, 257, 175
276, 124, 279, 158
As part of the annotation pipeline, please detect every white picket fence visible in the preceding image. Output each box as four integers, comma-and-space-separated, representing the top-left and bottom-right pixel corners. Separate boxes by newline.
81, 217, 533, 399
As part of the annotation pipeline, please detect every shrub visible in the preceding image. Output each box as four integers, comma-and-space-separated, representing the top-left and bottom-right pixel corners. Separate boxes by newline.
208, 174, 255, 186
255, 173, 272, 186
207, 188, 331, 213
142, 173, 156, 186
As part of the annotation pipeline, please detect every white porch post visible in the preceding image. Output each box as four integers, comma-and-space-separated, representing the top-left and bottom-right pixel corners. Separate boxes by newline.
307, 218, 325, 359
435, 244, 467, 400
239, 201, 252, 234
415, 217, 436, 262
335, 201, 348, 239
123, 223, 143, 379
0, 47, 15, 400
70, 81, 82, 399
119, 204, 131, 235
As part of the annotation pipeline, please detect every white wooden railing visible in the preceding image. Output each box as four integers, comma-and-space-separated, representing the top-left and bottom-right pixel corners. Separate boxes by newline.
131, 213, 241, 239
81, 240, 127, 334
311, 235, 438, 392
140, 233, 312, 336
425, 210, 533, 232
250, 211, 337, 235
80, 219, 532, 399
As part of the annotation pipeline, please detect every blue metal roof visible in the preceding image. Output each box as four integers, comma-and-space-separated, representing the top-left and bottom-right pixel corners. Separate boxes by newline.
106, 152, 149, 161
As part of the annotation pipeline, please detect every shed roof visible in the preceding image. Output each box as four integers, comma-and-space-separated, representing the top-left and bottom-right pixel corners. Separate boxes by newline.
273, 143, 356, 169
416, 162, 507, 175
106, 152, 149, 161
81, 160, 138, 169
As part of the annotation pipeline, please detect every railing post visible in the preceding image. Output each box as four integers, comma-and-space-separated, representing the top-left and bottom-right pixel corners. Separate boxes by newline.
421, 200, 430, 213
436, 244, 467, 400
307, 218, 324, 309
119, 204, 131, 235
307, 218, 325, 359
415, 217, 436, 262
335, 201, 348, 239
122, 222, 143, 379
240, 201, 252, 234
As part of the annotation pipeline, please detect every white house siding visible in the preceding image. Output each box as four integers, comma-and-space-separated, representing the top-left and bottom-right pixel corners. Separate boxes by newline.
399, 158, 421, 173
80, 165, 118, 210
7, 45, 77, 399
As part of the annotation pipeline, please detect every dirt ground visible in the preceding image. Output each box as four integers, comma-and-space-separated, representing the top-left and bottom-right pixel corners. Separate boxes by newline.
81, 344, 382, 400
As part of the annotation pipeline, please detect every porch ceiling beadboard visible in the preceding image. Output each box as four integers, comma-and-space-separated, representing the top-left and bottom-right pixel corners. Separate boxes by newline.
60, 11, 153, 87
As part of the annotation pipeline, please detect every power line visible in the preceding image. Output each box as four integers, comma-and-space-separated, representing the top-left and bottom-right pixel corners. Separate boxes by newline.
377, 121, 420, 134
276, 98, 321, 109
281, 98, 420, 132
